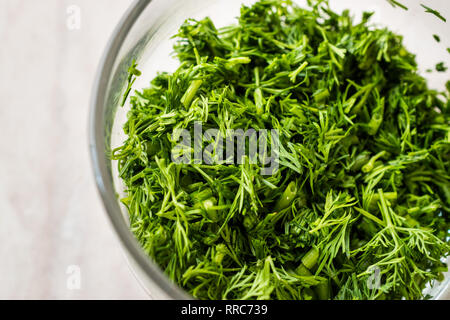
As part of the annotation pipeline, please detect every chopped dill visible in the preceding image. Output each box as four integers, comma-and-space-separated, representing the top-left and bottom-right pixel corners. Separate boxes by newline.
114, 0, 450, 300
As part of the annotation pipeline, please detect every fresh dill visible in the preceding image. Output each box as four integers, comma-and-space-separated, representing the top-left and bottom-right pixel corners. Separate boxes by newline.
387, 0, 408, 10
421, 4, 447, 22
436, 62, 448, 72
114, 0, 450, 300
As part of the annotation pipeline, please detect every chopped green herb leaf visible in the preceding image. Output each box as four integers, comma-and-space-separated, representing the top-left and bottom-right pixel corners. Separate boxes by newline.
387, 0, 408, 10
421, 4, 447, 22
121, 59, 141, 106
436, 61, 448, 72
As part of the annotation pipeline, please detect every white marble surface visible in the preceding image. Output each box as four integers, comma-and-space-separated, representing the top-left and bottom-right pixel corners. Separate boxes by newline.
0, 0, 448, 300
0, 0, 148, 299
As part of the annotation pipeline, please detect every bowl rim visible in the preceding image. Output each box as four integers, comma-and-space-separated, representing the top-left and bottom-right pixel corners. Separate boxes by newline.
88, 0, 190, 300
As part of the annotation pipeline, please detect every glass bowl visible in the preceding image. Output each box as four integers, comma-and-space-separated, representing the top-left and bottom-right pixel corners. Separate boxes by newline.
89, 0, 450, 299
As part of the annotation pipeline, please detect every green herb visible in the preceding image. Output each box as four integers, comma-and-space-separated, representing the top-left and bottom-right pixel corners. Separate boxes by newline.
386, 0, 408, 10
436, 61, 448, 72
421, 4, 447, 22
433, 34, 441, 43
121, 59, 141, 106
114, 0, 450, 300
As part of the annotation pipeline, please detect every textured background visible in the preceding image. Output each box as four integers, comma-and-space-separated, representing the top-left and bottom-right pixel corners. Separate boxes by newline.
0, 0, 147, 299
0, 0, 448, 299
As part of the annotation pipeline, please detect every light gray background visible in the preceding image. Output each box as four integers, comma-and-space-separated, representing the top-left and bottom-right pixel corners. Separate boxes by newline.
0, 0, 448, 299
0, 0, 148, 299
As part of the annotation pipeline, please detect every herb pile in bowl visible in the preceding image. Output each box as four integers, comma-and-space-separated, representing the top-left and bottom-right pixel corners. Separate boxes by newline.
113, 0, 450, 299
